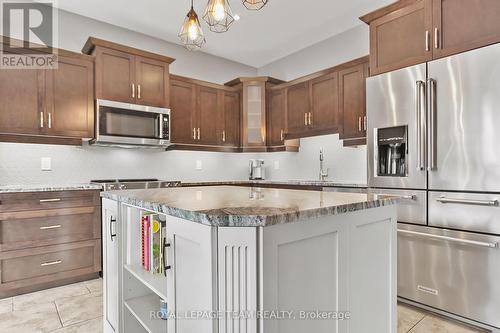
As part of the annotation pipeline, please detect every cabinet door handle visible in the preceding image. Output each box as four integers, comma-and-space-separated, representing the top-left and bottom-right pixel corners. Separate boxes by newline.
280, 129, 284, 141
358, 116, 362, 131
363, 116, 367, 131
39, 198, 61, 203
193, 128, 196, 140
40, 225, 62, 230
197, 128, 200, 140
308, 112, 312, 125
41, 260, 62, 267
40, 111, 44, 128
425, 30, 430, 51
110, 216, 117, 241
163, 240, 172, 275
222, 130, 226, 142
137, 84, 141, 99
434, 28, 439, 49
304, 113, 308, 126
131, 83, 135, 98
48, 112, 52, 129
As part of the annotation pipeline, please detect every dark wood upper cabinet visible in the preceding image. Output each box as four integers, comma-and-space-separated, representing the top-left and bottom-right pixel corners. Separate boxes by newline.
221, 90, 240, 147
0, 67, 43, 136
94, 47, 135, 104
362, 0, 500, 75
45, 55, 94, 138
83, 37, 174, 107
310, 72, 339, 132
170, 79, 196, 145
267, 88, 285, 146
196, 86, 219, 146
135, 56, 170, 107
285, 82, 310, 136
339, 62, 368, 140
0, 38, 94, 144
432, 0, 500, 59
365, 0, 432, 76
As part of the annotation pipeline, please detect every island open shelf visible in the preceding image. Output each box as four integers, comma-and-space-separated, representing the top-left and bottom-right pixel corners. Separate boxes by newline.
121, 204, 168, 333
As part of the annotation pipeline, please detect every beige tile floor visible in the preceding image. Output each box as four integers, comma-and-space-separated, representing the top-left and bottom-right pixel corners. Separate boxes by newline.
0, 279, 487, 333
0, 279, 103, 333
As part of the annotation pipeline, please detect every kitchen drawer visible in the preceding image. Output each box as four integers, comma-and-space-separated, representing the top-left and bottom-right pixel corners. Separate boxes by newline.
0, 190, 100, 212
0, 206, 101, 251
429, 191, 500, 234
0, 240, 101, 294
398, 224, 500, 328
368, 189, 427, 225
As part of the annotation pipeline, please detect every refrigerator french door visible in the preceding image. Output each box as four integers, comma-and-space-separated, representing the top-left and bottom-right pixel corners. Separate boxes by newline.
428, 43, 500, 192
366, 64, 427, 190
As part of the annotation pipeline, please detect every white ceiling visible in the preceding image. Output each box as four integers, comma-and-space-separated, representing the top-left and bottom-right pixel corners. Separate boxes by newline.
55, 0, 393, 68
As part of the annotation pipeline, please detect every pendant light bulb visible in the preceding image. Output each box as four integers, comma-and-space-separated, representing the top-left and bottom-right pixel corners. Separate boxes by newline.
188, 17, 199, 40
213, 0, 226, 21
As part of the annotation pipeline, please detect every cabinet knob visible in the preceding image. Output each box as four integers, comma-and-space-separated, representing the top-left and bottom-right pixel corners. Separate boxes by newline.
308, 112, 312, 125
193, 128, 196, 140
40, 111, 44, 128
197, 128, 200, 140
131, 83, 135, 98
222, 130, 226, 142
304, 113, 308, 126
138, 84, 141, 99
358, 116, 362, 132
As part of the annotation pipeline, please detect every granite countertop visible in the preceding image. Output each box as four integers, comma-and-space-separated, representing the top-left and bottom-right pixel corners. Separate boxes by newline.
101, 185, 396, 227
181, 180, 368, 188
0, 183, 102, 193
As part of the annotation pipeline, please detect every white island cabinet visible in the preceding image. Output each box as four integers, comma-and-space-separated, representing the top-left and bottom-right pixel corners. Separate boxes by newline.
102, 186, 398, 333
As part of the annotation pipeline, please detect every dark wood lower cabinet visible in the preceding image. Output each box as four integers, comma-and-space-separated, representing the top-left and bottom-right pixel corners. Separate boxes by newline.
0, 190, 101, 297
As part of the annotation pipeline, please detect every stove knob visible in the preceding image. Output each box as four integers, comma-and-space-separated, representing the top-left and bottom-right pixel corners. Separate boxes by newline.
119, 184, 126, 190
108, 185, 115, 190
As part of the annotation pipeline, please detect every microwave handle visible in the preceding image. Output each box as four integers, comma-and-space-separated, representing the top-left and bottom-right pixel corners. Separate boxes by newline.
158, 114, 164, 139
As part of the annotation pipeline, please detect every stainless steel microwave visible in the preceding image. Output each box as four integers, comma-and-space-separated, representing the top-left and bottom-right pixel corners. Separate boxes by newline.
91, 99, 170, 148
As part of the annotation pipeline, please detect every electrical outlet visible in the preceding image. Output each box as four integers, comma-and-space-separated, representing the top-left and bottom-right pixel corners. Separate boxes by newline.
41, 157, 52, 171
196, 160, 203, 170
274, 161, 280, 170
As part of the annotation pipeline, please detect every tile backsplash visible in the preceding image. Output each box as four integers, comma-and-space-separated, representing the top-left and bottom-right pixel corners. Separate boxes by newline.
0, 134, 367, 185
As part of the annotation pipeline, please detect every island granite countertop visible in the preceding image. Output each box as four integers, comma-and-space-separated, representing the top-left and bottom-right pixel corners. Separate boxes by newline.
101, 185, 396, 227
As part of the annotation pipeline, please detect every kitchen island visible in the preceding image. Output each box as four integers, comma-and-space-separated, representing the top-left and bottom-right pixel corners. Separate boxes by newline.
101, 186, 398, 333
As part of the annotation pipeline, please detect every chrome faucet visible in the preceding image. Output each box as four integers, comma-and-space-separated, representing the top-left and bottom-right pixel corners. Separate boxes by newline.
319, 148, 329, 181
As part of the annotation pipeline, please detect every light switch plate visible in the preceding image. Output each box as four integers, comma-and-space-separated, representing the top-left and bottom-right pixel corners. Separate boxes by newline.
274, 161, 280, 170
41, 157, 52, 171
196, 160, 203, 170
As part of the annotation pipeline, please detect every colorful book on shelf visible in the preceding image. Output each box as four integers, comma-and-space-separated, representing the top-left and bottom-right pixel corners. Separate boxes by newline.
150, 215, 165, 275
141, 216, 146, 269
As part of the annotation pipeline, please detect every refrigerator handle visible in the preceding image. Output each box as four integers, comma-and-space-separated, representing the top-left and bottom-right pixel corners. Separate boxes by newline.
427, 78, 437, 171
416, 80, 426, 171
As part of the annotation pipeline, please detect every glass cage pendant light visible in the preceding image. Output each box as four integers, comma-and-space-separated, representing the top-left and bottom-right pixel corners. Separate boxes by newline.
179, 0, 206, 50
203, 0, 235, 33
242, 0, 268, 10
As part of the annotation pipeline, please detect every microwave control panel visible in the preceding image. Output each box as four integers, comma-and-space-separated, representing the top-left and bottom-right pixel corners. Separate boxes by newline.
161, 115, 170, 140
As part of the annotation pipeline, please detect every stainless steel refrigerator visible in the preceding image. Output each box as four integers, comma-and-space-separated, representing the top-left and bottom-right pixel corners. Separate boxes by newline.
367, 42, 500, 330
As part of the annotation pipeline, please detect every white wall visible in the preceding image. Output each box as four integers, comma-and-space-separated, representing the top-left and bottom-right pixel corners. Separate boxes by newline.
1, 13, 369, 186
